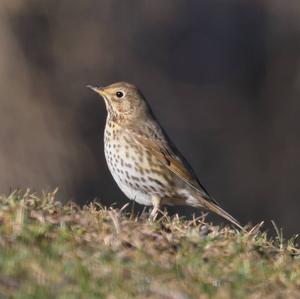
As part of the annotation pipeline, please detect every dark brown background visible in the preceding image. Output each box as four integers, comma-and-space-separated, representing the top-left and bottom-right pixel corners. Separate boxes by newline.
1, 1, 300, 236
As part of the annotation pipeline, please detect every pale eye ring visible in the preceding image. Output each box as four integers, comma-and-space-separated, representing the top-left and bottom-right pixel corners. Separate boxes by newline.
116, 91, 124, 98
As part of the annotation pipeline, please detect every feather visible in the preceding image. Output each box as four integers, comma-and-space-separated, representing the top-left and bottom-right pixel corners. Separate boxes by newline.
127, 126, 244, 231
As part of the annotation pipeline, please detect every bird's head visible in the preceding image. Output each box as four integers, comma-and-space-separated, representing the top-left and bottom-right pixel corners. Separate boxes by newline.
87, 82, 149, 121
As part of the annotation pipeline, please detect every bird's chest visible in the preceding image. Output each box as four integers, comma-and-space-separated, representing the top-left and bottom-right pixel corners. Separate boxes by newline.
104, 125, 153, 205
104, 129, 135, 178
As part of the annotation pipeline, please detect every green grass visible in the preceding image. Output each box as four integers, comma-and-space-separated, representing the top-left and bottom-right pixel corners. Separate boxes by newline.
0, 191, 299, 298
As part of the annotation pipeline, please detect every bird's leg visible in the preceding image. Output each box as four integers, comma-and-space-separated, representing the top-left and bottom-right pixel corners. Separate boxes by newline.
150, 195, 161, 220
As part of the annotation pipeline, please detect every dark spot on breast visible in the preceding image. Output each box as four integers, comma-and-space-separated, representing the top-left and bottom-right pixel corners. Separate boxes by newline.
131, 176, 140, 182
148, 177, 165, 188
142, 184, 148, 190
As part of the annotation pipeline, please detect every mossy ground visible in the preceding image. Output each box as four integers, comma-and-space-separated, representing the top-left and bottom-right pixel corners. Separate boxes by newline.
0, 190, 299, 298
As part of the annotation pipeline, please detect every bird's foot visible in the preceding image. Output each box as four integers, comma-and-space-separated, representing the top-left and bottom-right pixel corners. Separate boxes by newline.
149, 195, 161, 221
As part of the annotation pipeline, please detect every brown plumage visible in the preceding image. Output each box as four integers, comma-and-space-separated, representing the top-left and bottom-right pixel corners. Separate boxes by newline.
88, 82, 243, 230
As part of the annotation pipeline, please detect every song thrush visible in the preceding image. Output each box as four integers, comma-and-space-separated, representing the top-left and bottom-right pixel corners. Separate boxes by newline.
88, 82, 243, 230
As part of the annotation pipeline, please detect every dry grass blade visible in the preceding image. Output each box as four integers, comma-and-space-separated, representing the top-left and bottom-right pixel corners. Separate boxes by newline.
0, 190, 298, 299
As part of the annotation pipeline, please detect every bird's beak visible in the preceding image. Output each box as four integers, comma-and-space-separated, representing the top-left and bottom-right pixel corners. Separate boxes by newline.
86, 85, 106, 96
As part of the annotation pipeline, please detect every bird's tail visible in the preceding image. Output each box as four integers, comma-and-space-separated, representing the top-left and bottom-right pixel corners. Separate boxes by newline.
195, 195, 245, 231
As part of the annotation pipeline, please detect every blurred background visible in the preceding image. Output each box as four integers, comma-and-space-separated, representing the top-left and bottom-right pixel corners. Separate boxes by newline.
1, 0, 300, 236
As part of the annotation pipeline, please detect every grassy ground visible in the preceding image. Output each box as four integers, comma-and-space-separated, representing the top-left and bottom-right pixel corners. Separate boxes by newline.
0, 191, 299, 299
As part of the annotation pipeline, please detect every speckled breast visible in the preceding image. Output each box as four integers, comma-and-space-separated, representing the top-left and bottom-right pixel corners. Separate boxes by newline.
103, 120, 176, 206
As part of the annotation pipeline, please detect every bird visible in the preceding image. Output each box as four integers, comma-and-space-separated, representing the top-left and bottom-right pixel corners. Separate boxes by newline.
87, 82, 243, 230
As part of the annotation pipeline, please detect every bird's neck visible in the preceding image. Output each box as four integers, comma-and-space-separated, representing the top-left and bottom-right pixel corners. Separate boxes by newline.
106, 110, 150, 126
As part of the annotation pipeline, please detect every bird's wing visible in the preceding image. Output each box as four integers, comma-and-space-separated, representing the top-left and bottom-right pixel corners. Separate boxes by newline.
126, 125, 209, 198
126, 125, 244, 231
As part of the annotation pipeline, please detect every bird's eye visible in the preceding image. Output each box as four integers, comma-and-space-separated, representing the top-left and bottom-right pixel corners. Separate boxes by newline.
116, 91, 124, 98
